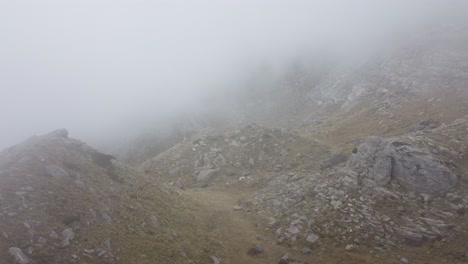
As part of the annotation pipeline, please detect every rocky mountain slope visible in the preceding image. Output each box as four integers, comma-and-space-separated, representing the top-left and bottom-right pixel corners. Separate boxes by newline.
134, 24, 468, 264
2, 22, 468, 264
0, 129, 245, 264
140, 116, 467, 264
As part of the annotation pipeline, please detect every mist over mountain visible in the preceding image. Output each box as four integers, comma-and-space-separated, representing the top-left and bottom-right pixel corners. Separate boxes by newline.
1, 1, 468, 263
2, 0, 467, 150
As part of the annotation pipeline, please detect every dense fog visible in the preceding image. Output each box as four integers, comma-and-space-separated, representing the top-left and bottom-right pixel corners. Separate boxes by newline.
1, 0, 466, 149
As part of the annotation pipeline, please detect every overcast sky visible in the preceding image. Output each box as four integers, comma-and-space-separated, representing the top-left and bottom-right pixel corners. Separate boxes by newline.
0, 0, 465, 149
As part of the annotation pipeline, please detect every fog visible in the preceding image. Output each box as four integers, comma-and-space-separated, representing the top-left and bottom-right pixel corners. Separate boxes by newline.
1, 0, 466, 150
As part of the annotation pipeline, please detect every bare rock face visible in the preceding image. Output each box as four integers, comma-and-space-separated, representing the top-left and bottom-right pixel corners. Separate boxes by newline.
348, 136, 457, 195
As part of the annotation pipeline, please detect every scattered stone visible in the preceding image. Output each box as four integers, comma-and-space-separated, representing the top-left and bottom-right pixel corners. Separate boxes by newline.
151, 215, 160, 228
408, 119, 440, 132
195, 169, 218, 184
288, 174, 304, 182
394, 227, 424, 246
104, 240, 112, 249
287, 226, 300, 235
61, 228, 75, 248
345, 244, 357, 251
9, 247, 30, 264
74, 180, 86, 190
233, 205, 242, 211
83, 249, 95, 254
399, 256, 410, 264
101, 213, 113, 224
49, 231, 59, 239
331, 200, 343, 210
211, 255, 222, 264
306, 233, 319, 244
247, 245, 264, 255
274, 165, 283, 172
45, 164, 70, 179
301, 247, 311, 254
278, 253, 305, 264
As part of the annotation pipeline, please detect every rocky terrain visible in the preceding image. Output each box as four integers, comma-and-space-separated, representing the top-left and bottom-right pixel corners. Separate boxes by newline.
140, 115, 467, 264
1, 23, 468, 264
134, 23, 468, 264
0, 129, 247, 264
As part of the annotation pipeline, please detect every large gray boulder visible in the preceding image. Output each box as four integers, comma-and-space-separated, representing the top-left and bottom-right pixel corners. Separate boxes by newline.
348, 136, 457, 195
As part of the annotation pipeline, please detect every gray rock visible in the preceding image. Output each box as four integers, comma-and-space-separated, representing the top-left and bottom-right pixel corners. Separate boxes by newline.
104, 240, 112, 249
74, 180, 86, 190
101, 213, 113, 224
247, 245, 264, 255
213, 154, 226, 167
348, 136, 457, 195
278, 254, 305, 264
321, 153, 347, 170
47, 128, 69, 138
306, 233, 319, 243
408, 119, 440, 132
45, 164, 70, 179
273, 164, 283, 172
345, 244, 357, 251
9, 247, 30, 264
399, 256, 410, 264
331, 200, 343, 210
287, 226, 300, 234
371, 153, 392, 185
195, 169, 218, 183
151, 215, 160, 228
61, 228, 75, 248
211, 256, 222, 264
394, 227, 424, 246
62, 228, 75, 240
386, 141, 457, 195
49, 231, 59, 238
96, 248, 107, 257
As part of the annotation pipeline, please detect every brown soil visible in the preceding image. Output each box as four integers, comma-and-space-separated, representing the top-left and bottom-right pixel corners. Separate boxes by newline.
186, 188, 289, 264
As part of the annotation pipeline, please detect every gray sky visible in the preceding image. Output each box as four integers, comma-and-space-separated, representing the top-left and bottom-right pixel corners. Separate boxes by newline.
0, 0, 465, 149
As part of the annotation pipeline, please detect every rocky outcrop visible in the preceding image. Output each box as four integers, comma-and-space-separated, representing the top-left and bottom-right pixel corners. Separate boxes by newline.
47, 128, 69, 138
348, 136, 458, 195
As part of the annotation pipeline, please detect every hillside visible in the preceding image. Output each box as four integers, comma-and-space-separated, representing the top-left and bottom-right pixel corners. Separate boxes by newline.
135, 24, 468, 264
0, 129, 248, 264
2, 20, 468, 264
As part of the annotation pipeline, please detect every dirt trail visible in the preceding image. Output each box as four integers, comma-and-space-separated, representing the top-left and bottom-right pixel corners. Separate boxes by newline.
186, 188, 287, 264
186, 188, 405, 264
